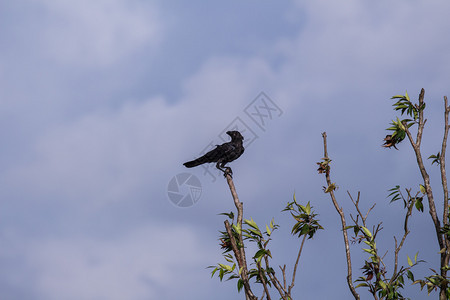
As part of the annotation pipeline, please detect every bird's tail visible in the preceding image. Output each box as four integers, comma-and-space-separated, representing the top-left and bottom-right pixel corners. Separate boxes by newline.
183, 156, 209, 168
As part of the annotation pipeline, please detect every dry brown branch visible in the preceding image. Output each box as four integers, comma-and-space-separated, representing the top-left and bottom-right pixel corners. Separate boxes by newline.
224, 173, 257, 300
402, 89, 449, 299
321, 132, 360, 300
403, 89, 444, 251
256, 261, 271, 300
288, 233, 308, 294
440, 96, 450, 280
263, 257, 288, 299
280, 265, 287, 291
390, 189, 414, 282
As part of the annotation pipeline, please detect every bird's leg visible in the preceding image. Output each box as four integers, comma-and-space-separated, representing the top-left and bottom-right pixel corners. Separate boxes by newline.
224, 167, 233, 177
216, 162, 233, 178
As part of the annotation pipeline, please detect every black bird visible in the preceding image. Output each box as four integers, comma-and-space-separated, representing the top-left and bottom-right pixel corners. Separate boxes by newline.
183, 131, 244, 175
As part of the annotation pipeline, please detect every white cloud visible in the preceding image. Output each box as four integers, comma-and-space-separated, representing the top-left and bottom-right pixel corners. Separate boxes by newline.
3, 1, 450, 299
34, 0, 163, 66
280, 0, 450, 94
6, 97, 176, 206
15, 225, 209, 300
4, 54, 279, 208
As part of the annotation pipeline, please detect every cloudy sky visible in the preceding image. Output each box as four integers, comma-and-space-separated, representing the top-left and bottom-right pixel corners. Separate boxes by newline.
1, 0, 450, 299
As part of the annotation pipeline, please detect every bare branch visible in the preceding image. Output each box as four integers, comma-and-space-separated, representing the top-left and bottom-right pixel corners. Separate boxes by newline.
402, 90, 444, 251
440, 95, 450, 296
288, 233, 308, 294
321, 132, 360, 300
442, 96, 449, 229
264, 257, 288, 300
280, 265, 287, 291
391, 190, 414, 282
347, 191, 375, 227
224, 220, 255, 300
256, 262, 271, 300
224, 174, 257, 300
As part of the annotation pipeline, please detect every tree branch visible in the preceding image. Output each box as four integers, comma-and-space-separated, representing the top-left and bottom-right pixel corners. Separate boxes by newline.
391, 189, 414, 282
440, 95, 450, 297
264, 257, 288, 300
224, 173, 257, 300
256, 261, 271, 300
321, 132, 360, 300
288, 233, 308, 294
403, 90, 444, 251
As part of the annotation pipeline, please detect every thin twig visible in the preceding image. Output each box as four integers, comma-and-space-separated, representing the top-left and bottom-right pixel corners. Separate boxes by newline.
403, 90, 444, 251
224, 220, 255, 300
348, 191, 375, 227
256, 261, 271, 300
264, 257, 288, 300
288, 233, 308, 294
440, 96, 450, 269
321, 132, 360, 300
391, 190, 414, 282
280, 265, 287, 291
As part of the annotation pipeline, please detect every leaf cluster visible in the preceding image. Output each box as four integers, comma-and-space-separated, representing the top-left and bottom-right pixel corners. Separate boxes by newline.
428, 152, 441, 166
383, 91, 425, 149
283, 194, 323, 239
354, 225, 421, 300
317, 157, 331, 175
413, 268, 450, 298
387, 185, 424, 212
391, 91, 425, 121
210, 214, 279, 293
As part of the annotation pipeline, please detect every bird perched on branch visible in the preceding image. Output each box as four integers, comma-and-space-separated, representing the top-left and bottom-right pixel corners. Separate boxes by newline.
183, 131, 244, 176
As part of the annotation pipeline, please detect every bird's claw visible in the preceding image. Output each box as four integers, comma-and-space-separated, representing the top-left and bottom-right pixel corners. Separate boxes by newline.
223, 167, 233, 178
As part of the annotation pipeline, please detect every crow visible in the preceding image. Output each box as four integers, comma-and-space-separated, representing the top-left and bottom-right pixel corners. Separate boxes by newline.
183, 131, 244, 175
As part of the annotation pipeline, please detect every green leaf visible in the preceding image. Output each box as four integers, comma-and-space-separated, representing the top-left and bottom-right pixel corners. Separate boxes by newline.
237, 279, 244, 292
355, 282, 369, 288
397, 117, 405, 130
305, 202, 311, 215
224, 254, 234, 263
218, 211, 234, 219
419, 184, 426, 194
363, 240, 372, 247
361, 226, 372, 238
232, 223, 241, 235
407, 255, 413, 267
353, 226, 360, 236
428, 153, 441, 165
415, 198, 424, 212
405, 90, 410, 101
219, 263, 233, 272
407, 270, 415, 281
254, 249, 267, 262
265, 224, 271, 236
363, 248, 376, 255
325, 183, 336, 193
248, 228, 262, 238
211, 267, 218, 277
244, 218, 259, 230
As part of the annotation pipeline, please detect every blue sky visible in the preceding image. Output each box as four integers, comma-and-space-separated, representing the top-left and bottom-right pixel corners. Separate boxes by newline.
1, 0, 450, 299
